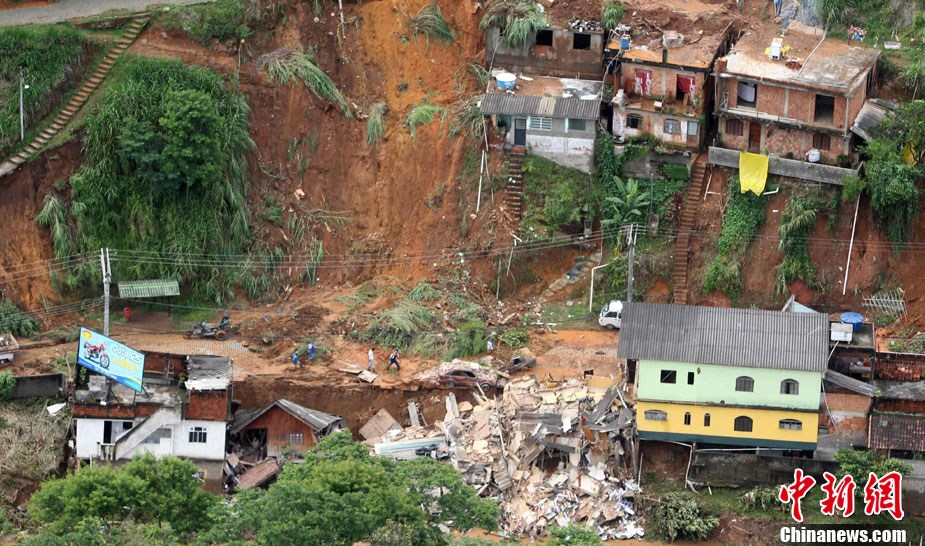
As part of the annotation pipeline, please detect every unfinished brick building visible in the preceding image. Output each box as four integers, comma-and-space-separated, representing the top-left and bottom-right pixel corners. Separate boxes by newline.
714, 23, 880, 163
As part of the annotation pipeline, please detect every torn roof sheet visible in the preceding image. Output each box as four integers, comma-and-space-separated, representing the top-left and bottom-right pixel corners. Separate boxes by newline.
721, 22, 880, 93
851, 99, 893, 141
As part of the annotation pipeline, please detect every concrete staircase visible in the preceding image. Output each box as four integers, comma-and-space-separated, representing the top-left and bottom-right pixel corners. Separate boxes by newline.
670, 157, 708, 305
115, 405, 181, 459
503, 146, 526, 219
0, 15, 150, 179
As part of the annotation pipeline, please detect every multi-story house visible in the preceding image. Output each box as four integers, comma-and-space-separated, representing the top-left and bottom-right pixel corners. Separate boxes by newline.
74, 353, 231, 488
713, 24, 880, 163
611, 26, 737, 150
618, 303, 828, 452
485, 24, 605, 80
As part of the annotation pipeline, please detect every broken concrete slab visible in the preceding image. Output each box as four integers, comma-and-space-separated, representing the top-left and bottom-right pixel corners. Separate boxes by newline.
359, 408, 402, 440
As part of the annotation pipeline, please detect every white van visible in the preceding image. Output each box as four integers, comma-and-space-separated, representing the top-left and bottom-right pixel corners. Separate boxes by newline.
598, 300, 623, 330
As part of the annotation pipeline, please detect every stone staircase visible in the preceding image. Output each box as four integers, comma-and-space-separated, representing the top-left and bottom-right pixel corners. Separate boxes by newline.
114, 405, 181, 460
670, 157, 708, 305
0, 15, 150, 179
503, 146, 526, 219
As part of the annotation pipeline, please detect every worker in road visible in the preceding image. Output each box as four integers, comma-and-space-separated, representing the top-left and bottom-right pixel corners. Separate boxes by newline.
291, 351, 301, 368
368, 347, 375, 371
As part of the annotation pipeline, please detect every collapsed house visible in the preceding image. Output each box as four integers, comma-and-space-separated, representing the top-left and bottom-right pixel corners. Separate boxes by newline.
441, 375, 641, 539
485, 17, 606, 80
229, 399, 347, 459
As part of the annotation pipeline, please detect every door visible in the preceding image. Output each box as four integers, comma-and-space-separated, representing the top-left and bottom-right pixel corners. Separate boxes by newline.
747, 122, 761, 152
514, 118, 526, 145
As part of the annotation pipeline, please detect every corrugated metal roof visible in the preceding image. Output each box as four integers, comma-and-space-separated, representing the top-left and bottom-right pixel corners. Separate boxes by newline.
824, 369, 877, 397
617, 303, 828, 372
850, 99, 892, 141
186, 355, 230, 391
480, 93, 600, 119
118, 279, 180, 298
869, 412, 925, 452
230, 399, 346, 434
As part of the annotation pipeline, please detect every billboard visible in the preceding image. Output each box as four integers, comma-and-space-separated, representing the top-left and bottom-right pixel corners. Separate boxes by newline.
77, 328, 145, 392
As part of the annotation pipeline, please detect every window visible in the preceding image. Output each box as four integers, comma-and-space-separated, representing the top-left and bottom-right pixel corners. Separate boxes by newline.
812, 133, 831, 151
528, 116, 552, 131
572, 32, 591, 50
737, 81, 757, 108
683, 412, 691, 425
687, 121, 699, 136
567, 118, 587, 132
676, 75, 696, 101
644, 410, 668, 421
289, 431, 305, 445
814, 94, 835, 123
781, 379, 800, 395
535, 29, 553, 46
704, 413, 711, 427
735, 376, 754, 392
734, 416, 753, 432
664, 119, 681, 135
726, 118, 744, 136
779, 419, 803, 430
660, 370, 677, 384
626, 114, 643, 129
188, 426, 208, 443
122, 421, 134, 430
687, 371, 695, 385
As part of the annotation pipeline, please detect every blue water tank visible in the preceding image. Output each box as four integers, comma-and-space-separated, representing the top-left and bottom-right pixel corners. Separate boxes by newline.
840, 312, 864, 333
620, 34, 631, 49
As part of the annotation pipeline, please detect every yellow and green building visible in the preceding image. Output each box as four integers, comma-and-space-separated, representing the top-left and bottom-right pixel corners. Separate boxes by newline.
618, 303, 828, 451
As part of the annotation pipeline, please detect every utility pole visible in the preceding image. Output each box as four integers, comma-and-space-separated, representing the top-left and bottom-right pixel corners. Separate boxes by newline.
625, 224, 637, 302
100, 248, 111, 336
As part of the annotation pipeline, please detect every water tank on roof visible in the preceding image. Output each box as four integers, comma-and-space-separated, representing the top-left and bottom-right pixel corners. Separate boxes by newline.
840, 312, 864, 333
620, 34, 631, 49
807, 149, 821, 163
495, 72, 516, 91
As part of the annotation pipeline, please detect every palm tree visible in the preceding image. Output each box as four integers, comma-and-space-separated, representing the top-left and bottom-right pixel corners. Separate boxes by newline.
778, 198, 816, 251
602, 177, 652, 233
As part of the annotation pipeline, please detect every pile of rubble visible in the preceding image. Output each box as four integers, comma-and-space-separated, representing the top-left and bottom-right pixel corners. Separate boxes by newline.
569, 17, 603, 33
443, 375, 643, 539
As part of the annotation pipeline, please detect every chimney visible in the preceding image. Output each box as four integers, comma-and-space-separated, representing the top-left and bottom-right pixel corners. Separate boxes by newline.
662, 47, 668, 64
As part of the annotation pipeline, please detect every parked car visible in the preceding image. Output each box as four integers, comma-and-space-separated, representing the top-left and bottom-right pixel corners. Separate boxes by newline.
598, 299, 623, 330
0, 333, 19, 364
439, 369, 498, 390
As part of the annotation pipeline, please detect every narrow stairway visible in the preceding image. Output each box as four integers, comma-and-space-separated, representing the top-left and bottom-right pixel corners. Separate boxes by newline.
670, 157, 708, 305
504, 146, 526, 219
0, 15, 151, 179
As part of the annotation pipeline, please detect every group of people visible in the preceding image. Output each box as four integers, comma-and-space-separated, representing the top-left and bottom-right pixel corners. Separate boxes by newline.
368, 347, 400, 372
290, 342, 316, 368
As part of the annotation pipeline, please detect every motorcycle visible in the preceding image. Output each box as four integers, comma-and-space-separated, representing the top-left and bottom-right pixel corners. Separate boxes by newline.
184, 313, 231, 341
82, 341, 110, 369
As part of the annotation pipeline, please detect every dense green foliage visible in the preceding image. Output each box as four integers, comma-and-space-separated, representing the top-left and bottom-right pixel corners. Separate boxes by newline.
20, 518, 180, 546
0, 371, 13, 400
0, 25, 84, 154
407, 3, 456, 45
835, 448, 914, 489
499, 327, 529, 349
600, 0, 625, 30
775, 191, 825, 295
448, 320, 488, 358
864, 140, 920, 243
0, 300, 40, 337
160, 0, 285, 46
42, 57, 253, 302
204, 432, 497, 546
29, 454, 217, 535
601, 178, 652, 235
549, 524, 602, 545
265, 48, 352, 118
645, 491, 718, 543
702, 177, 767, 298
479, 0, 549, 48
522, 156, 588, 230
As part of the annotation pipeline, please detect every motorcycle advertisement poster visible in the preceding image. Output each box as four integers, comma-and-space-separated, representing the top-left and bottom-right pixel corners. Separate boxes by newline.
76, 328, 146, 392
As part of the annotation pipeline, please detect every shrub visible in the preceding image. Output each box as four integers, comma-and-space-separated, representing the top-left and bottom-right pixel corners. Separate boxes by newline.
741, 486, 784, 511
448, 320, 488, 358
160, 0, 250, 45
0, 301, 39, 337
0, 25, 85, 154
835, 449, 913, 489
645, 491, 718, 542
499, 328, 529, 349
364, 302, 436, 349
407, 3, 455, 45
0, 371, 14, 400
263, 48, 352, 118
405, 101, 445, 137
479, 0, 549, 48
366, 102, 387, 146
449, 97, 485, 141
550, 524, 601, 545
600, 0, 625, 30
775, 192, 822, 295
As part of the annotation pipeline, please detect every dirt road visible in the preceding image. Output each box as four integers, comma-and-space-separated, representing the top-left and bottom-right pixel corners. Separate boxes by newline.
0, 0, 205, 27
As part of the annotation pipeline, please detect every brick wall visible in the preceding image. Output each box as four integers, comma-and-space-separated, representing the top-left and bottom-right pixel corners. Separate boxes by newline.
876, 353, 925, 381
826, 392, 872, 414
73, 403, 160, 418
187, 390, 229, 421
622, 62, 707, 113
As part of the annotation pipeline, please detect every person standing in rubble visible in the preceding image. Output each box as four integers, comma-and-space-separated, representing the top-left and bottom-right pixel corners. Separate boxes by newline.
387, 348, 401, 372
307, 341, 316, 361
368, 347, 376, 371
291, 350, 301, 368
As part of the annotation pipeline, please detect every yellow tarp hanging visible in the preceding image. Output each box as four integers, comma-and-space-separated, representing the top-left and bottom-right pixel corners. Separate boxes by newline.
739, 151, 769, 195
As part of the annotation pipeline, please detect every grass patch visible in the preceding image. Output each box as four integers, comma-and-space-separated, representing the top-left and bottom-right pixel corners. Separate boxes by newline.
405, 100, 445, 137
0, 301, 39, 338
264, 195, 284, 225
522, 156, 588, 232
479, 0, 549, 48
449, 97, 485, 141
406, 3, 455, 45
775, 190, 826, 295
701, 176, 768, 299
366, 102, 387, 146
262, 48, 352, 118
160, 0, 287, 46
0, 24, 86, 156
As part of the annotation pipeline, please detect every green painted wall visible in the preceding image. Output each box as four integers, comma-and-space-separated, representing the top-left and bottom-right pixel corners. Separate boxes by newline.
637, 360, 822, 411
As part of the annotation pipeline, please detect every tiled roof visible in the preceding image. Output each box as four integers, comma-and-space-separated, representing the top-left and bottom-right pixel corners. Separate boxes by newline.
480, 93, 600, 119
617, 303, 828, 372
869, 412, 925, 452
